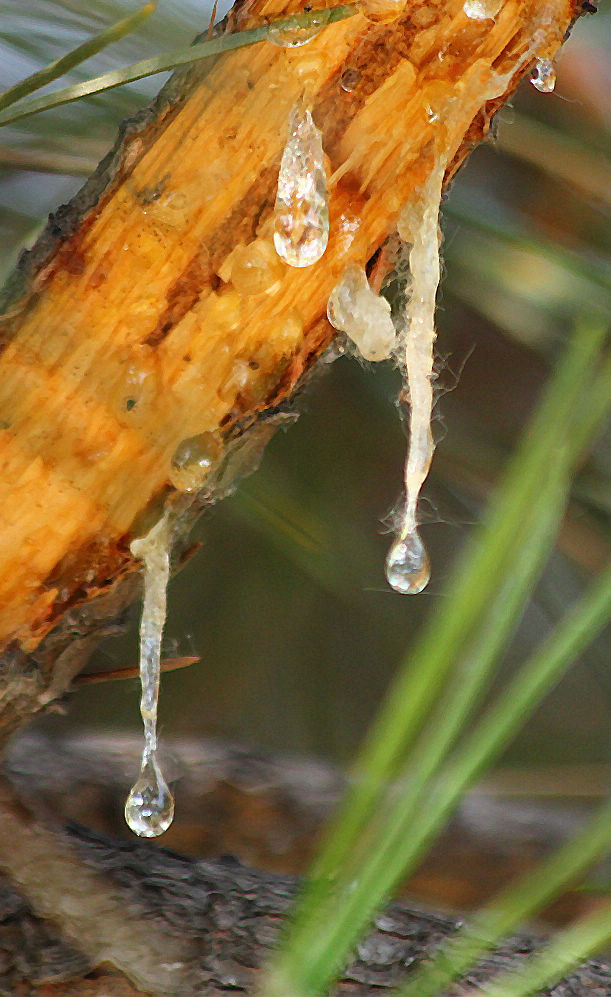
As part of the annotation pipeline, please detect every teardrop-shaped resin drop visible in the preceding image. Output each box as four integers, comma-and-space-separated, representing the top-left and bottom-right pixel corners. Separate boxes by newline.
385, 530, 430, 595
125, 753, 175, 838
531, 58, 556, 93
274, 104, 329, 268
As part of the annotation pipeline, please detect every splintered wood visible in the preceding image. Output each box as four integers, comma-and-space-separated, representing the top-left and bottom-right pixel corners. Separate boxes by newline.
0, 0, 576, 663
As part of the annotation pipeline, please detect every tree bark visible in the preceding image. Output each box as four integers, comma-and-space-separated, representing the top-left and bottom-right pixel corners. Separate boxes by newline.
0, 778, 609, 997
0, 0, 588, 738
7, 730, 607, 923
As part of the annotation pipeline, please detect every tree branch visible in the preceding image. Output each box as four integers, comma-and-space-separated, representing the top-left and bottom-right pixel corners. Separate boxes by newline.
0, 0, 589, 745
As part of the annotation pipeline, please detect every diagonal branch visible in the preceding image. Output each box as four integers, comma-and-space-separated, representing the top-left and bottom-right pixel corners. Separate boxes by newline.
0, 0, 588, 745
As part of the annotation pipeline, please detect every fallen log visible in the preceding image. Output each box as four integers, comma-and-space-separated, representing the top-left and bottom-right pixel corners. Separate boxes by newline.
0, 780, 609, 996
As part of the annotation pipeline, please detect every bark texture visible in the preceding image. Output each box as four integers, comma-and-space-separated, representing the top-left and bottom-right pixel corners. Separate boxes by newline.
0, 786, 609, 997
6, 730, 607, 922
0, 0, 590, 743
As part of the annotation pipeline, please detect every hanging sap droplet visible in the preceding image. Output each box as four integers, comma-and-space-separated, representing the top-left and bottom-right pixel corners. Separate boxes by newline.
125, 752, 175, 838
126, 516, 175, 837
385, 530, 430, 595
359, 0, 407, 23
169, 431, 222, 493
531, 58, 556, 93
463, 0, 503, 19
327, 263, 396, 362
274, 103, 329, 268
268, 20, 322, 47
393, 161, 445, 593
340, 68, 361, 93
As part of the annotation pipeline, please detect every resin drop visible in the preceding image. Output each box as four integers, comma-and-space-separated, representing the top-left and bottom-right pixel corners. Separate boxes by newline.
327, 262, 396, 362
230, 239, 284, 296
463, 0, 503, 19
274, 103, 329, 268
169, 431, 222, 493
125, 752, 174, 837
385, 530, 430, 595
359, 0, 407, 23
126, 515, 175, 837
531, 58, 556, 93
268, 22, 322, 47
340, 68, 361, 93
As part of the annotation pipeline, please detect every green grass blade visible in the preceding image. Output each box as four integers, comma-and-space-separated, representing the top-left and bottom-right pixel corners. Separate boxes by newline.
479, 899, 611, 997
333, 453, 567, 867
400, 799, 611, 997
0, 5, 357, 127
0, 2, 157, 114
263, 321, 610, 995
266, 557, 611, 997
278, 318, 608, 937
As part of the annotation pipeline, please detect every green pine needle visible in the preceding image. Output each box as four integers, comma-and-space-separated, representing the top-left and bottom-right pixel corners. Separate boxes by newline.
399, 798, 611, 997
262, 318, 611, 997
476, 899, 611, 997
0, 5, 357, 127
0, 3, 157, 114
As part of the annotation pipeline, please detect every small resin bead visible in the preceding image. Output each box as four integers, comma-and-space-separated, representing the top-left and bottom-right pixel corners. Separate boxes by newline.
531, 58, 556, 93
230, 240, 284, 296
327, 263, 396, 362
125, 754, 175, 838
385, 531, 431, 595
169, 431, 222, 493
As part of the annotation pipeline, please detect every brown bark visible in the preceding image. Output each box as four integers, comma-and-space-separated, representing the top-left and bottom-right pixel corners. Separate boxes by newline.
0, 776, 609, 997
0, 0, 587, 742
7, 730, 607, 924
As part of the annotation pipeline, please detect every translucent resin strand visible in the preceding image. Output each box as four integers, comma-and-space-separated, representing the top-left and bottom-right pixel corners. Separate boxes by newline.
384, 3, 564, 595
125, 515, 175, 837
385, 163, 445, 595
274, 103, 329, 268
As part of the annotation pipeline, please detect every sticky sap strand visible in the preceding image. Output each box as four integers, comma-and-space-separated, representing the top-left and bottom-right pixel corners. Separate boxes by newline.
383, 12, 564, 594
125, 516, 174, 837
384, 162, 445, 595
274, 103, 329, 268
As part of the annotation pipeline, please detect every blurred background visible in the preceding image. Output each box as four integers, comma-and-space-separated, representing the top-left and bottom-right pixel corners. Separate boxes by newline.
1, 0, 610, 924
